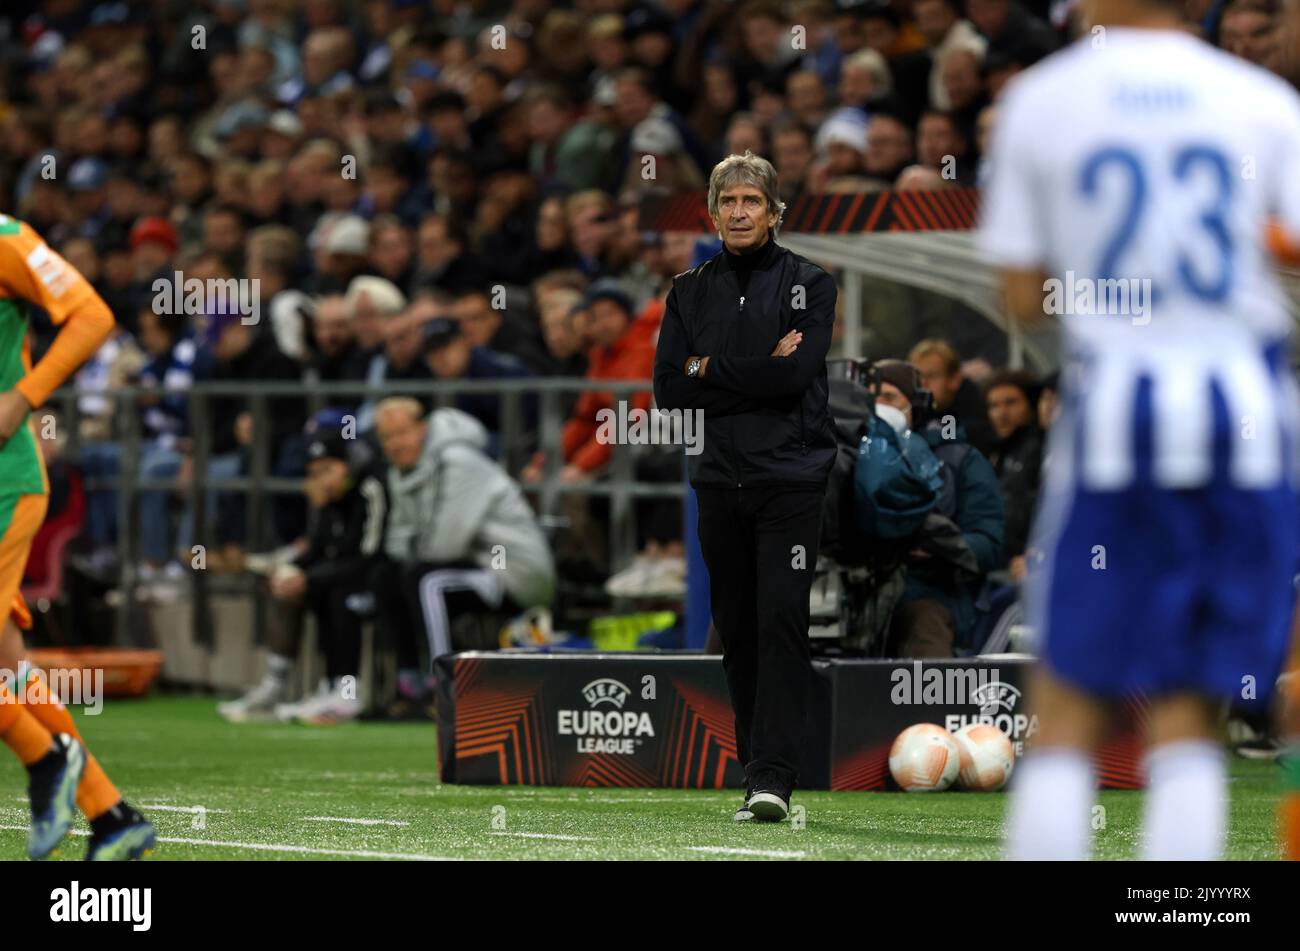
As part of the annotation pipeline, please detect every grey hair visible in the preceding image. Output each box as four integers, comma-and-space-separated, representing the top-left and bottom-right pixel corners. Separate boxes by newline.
707, 150, 787, 237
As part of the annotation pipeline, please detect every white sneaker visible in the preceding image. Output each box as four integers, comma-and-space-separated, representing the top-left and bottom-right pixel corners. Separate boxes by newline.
218, 676, 288, 723
144, 562, 187, 603
808, 572, 840, 618
273, 680, 331, 722
297, 687, 364, 725
640, 556, 686, 598
244, 544, 303, 577
604, 556, 656, 598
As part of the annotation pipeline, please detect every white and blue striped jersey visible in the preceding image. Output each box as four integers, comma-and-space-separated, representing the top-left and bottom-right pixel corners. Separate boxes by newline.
981, 27, 1300, 490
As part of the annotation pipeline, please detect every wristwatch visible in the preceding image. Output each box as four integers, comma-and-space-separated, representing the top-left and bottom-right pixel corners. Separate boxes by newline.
685, 357, 703, 378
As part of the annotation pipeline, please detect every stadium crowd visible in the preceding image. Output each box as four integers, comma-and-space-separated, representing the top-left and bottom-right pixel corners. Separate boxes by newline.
0, 0, 1291, 720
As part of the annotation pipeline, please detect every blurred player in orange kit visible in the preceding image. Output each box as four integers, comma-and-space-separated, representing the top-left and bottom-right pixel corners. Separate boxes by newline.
0, 213, 154, 859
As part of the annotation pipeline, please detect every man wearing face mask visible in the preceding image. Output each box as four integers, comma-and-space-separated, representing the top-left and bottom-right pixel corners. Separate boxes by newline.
870, 359, 1004, 659
654, 151, 837, 824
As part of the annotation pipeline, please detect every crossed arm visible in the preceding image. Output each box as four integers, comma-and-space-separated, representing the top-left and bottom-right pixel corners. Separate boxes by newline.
652, 271, 837, 414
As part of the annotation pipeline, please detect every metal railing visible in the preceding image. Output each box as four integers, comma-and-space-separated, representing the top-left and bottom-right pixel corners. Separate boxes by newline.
46, 377, 684, 648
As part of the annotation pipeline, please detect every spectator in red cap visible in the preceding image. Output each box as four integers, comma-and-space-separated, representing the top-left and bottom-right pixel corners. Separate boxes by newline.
128, 216, 179, 332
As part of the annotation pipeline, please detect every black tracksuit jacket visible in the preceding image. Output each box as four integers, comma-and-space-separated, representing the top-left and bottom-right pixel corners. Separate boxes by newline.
653, 238, 838, 488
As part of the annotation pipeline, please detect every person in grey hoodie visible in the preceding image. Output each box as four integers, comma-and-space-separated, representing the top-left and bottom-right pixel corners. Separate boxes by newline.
370, 397, 555, 706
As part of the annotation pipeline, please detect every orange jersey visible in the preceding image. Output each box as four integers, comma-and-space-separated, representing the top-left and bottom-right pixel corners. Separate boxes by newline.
0, 215, 114, 495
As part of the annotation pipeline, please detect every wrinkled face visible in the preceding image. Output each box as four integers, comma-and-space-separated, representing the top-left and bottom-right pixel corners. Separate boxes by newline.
375, 407, 426, 470
914, 353, 962, 410
872, 380, 913, 428
987, 383, 1033, 441
712, 182, 778, 253
306, 456, 350, 504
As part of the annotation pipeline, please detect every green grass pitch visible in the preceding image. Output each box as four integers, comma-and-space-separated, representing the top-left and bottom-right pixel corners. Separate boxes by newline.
0, 695, 1286, 860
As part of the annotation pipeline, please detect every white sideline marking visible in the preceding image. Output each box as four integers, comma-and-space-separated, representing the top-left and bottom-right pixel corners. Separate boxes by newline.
137, 804, 230, 814
687, 846, 806, 858
303, 816, 410, 827
0, 823, 455, 861
489, 831, 596, 842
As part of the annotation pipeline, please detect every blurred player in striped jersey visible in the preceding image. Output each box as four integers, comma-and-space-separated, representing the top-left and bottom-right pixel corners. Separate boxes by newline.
0, 214, 154, 859
982, 0, 1300, 859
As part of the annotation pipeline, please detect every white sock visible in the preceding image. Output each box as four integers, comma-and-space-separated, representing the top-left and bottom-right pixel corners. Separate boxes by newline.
1140, 739, 1225, 861
265, 655, 293, 684
1005, 747, 1095, 860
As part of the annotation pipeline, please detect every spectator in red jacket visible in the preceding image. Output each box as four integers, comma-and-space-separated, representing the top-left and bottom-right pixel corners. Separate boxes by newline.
522, 279, 656, 485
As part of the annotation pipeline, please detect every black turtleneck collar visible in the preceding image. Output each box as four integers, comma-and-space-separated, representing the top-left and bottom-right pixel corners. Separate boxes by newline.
722, 233, 780, 272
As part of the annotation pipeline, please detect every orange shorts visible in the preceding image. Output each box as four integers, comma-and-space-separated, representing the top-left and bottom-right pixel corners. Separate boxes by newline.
0, 493, 48, 631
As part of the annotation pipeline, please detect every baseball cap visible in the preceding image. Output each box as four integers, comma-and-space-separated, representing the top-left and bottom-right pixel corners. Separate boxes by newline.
582, 278, 634, 316
306, 430, 351, 465
214, 101, 269, 140
817, 107, 869, 155
870, 359, 920, 401
421, 317, 460, 353
266, 110, 304, 138
67, 158, 108, 192
129, 216, 179, 253
324, 216, 370, 256
630, 117, 683, 156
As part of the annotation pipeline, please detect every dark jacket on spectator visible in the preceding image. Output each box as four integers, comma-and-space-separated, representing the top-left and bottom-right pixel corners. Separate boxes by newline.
453, 346, 537, 445
988, 423, 1044, 561
207, 330, 304, 455
294, 461, 388, 589
946, 376, 998, 457
901, 420, 1004, 649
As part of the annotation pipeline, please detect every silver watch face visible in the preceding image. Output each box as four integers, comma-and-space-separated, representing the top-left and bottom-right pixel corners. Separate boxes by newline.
687, 359, 701, 377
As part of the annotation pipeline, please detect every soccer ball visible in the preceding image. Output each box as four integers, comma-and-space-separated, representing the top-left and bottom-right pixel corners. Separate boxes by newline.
888, 723, 960, 792
954, 723, 1015, 791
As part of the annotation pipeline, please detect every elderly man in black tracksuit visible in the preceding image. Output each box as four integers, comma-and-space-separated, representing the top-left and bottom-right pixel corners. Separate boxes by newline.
654, 150, 837, 822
